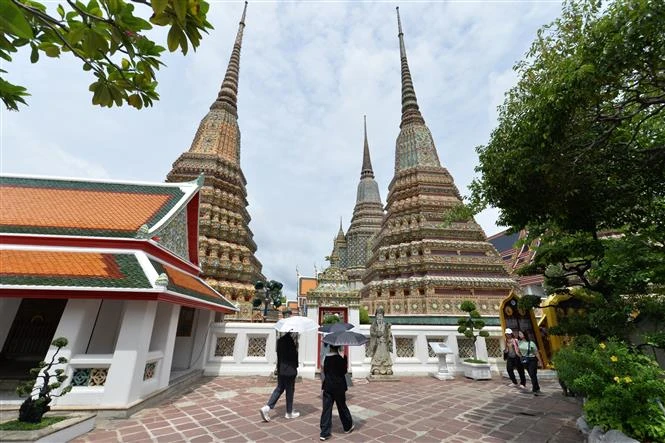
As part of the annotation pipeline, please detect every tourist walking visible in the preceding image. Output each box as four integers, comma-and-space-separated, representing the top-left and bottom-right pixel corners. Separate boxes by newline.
260, 332, 300, 421
319, 345, 354, 441
504, 328, 526, 388
518, 330, 543, 395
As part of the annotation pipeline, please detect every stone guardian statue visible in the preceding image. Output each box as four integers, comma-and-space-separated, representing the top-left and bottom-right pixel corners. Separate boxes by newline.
369, 306, 394, 375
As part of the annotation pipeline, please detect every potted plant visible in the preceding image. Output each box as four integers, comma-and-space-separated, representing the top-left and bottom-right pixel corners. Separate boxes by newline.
457, 301, 492, 380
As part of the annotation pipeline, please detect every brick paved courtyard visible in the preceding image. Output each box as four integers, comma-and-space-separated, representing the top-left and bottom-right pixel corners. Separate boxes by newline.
74, 376, 583, 442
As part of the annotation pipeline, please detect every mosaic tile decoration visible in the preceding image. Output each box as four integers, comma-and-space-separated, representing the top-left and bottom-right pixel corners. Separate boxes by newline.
143, 362, 156, 380
71, 367, 108, 386
155, 209, 189, 259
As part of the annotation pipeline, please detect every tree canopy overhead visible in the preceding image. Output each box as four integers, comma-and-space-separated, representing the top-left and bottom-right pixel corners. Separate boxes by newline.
465, 0, 665, 340
471, 0, 664, 236
0, 0, 213, 110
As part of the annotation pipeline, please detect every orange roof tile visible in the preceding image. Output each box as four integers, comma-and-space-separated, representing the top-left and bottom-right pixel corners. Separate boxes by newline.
0, 250, 122, 278
1, 186, 170, 233
299, 277, 318, 295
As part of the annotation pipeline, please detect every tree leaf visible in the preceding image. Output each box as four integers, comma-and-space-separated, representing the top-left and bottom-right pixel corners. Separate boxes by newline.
166, 24, 182, 52
151, 0, 168, 15
0, 0, 35, 39
173, 0, 187, 24
30, 44, 39, 63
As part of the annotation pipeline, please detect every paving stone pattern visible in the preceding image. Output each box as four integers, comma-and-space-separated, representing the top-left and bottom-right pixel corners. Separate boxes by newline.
73, 376, 583, 442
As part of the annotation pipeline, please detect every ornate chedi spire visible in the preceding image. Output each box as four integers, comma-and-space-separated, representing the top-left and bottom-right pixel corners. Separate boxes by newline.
331, 217, 348, 269
185, 0, 247, 164
211, 1, 247, 115
360, 9, 517, 320
346, 116, 384, 290
361, 116, 374, 179
166, 1, 263, 320
393, 6, 440, 172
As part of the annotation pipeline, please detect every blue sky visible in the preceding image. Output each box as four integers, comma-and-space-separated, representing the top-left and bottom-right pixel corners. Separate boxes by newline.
0, 1, 563, 297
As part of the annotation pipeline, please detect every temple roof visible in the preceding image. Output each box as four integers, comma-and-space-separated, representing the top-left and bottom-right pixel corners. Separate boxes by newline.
0, 247, 237, 312
0, 174, 201, 239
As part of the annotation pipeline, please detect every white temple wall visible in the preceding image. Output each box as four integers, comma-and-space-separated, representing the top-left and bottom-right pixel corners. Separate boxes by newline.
189, 309, 213, 370
49, 299, 103, 406
203, 322, 506, 379
101, 300, 158, 407
0, 298, 21, 350
86, 299, 123, 354
150, 302, 180, 389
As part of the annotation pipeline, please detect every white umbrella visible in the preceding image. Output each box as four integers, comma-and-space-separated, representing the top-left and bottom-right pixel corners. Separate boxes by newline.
273, 316, 318, 333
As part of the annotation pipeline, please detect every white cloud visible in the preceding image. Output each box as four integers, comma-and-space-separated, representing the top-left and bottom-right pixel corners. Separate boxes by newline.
0, 1, 562, 297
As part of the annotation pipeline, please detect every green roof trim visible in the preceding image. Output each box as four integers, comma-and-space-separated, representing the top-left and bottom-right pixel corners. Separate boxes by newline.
150, 260, 236, 310
0, 254, 151, 288
370, 315, 501, 326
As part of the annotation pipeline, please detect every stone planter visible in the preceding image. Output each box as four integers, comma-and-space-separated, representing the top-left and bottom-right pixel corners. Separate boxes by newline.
462, 361, 492, 380
0, 413, 96, 442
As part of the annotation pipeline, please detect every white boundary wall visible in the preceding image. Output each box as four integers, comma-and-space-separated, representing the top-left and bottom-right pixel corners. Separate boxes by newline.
204, 323, 506, 379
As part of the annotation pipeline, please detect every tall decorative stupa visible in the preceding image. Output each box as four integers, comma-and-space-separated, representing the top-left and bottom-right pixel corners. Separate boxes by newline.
345, 116, 385, 289
166, 2, 263, 320
360, 8, 517, 319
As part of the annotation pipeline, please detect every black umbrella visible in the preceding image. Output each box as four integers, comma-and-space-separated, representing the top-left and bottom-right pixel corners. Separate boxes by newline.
318, 322, 354, 333
322, 330, 368, 347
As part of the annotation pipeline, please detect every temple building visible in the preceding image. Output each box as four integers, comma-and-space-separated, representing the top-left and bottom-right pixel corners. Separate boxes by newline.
0, 174, 237, 411
166, 2, 263, 320
488, 229, 544, 297
359, 8, 518, 321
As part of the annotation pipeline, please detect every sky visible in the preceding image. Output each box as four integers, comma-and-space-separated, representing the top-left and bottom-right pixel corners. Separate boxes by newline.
0, 0, 563, 298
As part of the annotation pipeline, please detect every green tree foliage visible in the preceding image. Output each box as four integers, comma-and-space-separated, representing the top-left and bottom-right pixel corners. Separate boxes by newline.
16, 337, 72, 423
457, 300, 489, 361
323, 314, 341, 325
359, 306, 370, 325
0, 0, 213, 110
462, 0, 665, 342
553, 337, 665, 441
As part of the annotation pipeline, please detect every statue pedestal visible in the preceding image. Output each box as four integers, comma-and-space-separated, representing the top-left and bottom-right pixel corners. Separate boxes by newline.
429, 342, 454, 380
367, 374, 400, 382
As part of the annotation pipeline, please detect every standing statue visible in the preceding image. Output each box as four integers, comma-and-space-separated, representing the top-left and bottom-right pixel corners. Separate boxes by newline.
369, 307, 393, 375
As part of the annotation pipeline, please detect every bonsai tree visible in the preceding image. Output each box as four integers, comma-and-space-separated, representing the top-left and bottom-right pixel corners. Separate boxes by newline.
457, 301, 490, 362
253, 280, 284, 316
16, 337, 72, 423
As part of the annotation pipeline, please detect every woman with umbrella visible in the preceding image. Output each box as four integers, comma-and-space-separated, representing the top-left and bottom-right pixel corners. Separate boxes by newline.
318, 330, 365, 440
260, 316, 317, 422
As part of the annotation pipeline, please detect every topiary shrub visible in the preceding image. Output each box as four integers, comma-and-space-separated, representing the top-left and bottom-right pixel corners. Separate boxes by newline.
457, 300, 489, 362
16, 337, 72, 423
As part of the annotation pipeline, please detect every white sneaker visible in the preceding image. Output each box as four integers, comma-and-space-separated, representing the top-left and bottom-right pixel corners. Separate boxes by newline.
284, 410, 300, 419
260, 405, 271, 422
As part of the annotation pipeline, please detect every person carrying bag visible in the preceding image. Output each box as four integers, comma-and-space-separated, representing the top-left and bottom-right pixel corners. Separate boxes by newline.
518, 330, 543, 396
504, 328, 526, 388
